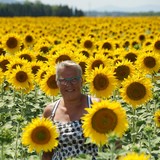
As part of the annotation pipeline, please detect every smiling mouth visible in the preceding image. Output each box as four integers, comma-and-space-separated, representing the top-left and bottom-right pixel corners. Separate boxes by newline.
66, 89, 75, 92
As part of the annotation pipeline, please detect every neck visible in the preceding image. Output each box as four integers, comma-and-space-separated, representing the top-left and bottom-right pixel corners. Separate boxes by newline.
62, 94, 84, 110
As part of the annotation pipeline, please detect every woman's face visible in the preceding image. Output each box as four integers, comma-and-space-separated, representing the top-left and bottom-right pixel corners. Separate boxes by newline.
57, 66, 82, 100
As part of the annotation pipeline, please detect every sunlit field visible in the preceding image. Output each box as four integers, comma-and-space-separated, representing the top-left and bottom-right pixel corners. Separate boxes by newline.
0, 16, 160, 160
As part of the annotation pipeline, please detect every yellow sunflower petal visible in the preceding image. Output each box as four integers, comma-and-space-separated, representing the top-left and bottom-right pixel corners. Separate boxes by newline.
21, 117, 59, 153
81, 100, 128, 146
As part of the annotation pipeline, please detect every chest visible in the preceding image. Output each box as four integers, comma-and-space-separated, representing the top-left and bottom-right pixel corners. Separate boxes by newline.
54, 104, 87, 122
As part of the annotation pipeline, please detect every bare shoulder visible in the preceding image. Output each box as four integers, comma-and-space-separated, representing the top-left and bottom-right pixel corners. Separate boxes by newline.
43, 101, 56, 118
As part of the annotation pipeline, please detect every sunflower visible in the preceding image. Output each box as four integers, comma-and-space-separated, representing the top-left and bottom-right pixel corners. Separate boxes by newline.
0, 44, 6, 56
81, 100, 128, 146
36, 53, 49, 63
114, 59, 136, 83
16, 48, 36, 62
23, 32, 36, 48
85, 65, 117, 98
97, 38, 114, 51
122, 39, 130, 49
22, 117, 59, 153
135, 50, 160, 75
6, 56, 28, 71
30, 61, 45, 76
39, 67, 59, 96
152, 38, 160, 53
33, 38, 52, 54
77, 48, 92, 58
119, 152, 150, 160
2, 33, 22, 54
35, 63, 49, 84
154, 109, 160, 127
53, 48, 75, 64
0, 55, 11, 72
138, 33, 146, 42
80, 36, 95, 50
120, 74, 153, 108
85, 53, 112, 75
123, 48, 139, 64
6, 65, 34, 92
74, 54, 88, 76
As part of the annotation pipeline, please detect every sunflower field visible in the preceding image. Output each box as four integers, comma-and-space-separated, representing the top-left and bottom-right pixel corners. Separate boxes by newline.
0, 16, 160, 160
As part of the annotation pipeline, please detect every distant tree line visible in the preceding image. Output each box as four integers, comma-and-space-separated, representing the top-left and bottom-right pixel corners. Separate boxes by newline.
0, 1, 84, 17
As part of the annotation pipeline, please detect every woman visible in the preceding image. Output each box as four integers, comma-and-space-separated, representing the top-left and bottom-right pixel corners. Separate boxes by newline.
42, 60, 100, 160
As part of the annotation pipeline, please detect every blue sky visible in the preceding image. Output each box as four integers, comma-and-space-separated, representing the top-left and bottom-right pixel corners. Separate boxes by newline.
27, 0, 160, 12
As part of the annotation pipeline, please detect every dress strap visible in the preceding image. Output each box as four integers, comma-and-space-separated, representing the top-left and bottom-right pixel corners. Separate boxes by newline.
50, 99, 60, 119
87, 95, 92, 108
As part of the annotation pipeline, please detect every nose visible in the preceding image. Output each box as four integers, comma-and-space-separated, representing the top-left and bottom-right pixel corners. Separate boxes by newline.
64, 81, 73, 86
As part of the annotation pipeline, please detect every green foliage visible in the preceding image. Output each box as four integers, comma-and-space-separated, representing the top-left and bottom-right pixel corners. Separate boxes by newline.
0, 82, 160, 159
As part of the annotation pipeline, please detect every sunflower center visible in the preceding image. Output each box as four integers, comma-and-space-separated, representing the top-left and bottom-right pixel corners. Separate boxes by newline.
154, 40, 160, 50
102, 42, 112, 50
20, 54, 32, 62
36, 55, 48, 62
12, 64, 23, 69
56, 55, 71, 63
41, 71, 47, 79
93, 74, 109, 90
40, 47, 49, 54
114, 65, 130, 80
126, 82, 146, 101
91, 60, 104, 69
125, 53, 137, 63
139, 35, 145, 41
144, 56, 156, 68
79, 62, 86, 74
31, 126, 51, 144
92, 108, 117, 134
6, 37, 18, 49
16, 71, 28, 82
25, 35, 33, 43
81, 50, 90, 57
0, 59, 10, 72
32, 66, 40, 75
123, 41, 130, 48
84, 40, 93, 49
0, 47, 6, 56
47, 75, 58, 89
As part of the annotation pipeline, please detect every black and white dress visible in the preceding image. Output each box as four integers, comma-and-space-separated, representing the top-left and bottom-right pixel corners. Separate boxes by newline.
50, 95, 98, 160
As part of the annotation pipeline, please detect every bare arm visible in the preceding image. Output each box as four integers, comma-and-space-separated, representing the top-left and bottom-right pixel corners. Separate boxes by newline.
43, 103, 54, 118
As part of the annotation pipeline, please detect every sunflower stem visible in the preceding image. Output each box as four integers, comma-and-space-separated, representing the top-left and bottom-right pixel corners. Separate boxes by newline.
1, 142, 4, 160
38, 151, 42, 160
131, 107, 137, 144
13, 89, 16, 102
110, 144, 115, 160
34, 84, 38, 103
21, 90, 27, 116
14, 122, 20, 160
147, 133, 152, 155
52, 96, 55, 103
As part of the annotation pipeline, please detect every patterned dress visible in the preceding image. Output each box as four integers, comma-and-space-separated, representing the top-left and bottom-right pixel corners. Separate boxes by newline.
50, 95, 98, 160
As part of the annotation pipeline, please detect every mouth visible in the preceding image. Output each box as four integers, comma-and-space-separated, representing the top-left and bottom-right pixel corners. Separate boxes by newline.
65, 89, 75, 92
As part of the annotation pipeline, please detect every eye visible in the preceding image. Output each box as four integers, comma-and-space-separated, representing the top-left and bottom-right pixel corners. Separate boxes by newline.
59, 79, 66, 83
73, 77, 78, 80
